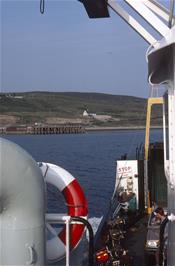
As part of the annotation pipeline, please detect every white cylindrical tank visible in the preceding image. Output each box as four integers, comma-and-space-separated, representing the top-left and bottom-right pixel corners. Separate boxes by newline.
0, 138, 46, 265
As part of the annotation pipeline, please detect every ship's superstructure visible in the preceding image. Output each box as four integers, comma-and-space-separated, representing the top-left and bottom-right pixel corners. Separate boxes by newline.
79, 1, 175, 264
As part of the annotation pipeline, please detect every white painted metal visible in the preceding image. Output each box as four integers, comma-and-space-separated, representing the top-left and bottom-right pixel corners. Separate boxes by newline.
107, 0, 157, 45
66, 217, 70, 266
167, 68, 175, 265
163, 97, 169, 181
147, 28, 175, 266
142, 0, 174, 23
46, 213, 87, 224
150, 0, 174, 19
125, 0, 170, 37
168, 90, 175, 188
46, 213, 71, 223
151, 26, 175, 52
0, 138, 45, 266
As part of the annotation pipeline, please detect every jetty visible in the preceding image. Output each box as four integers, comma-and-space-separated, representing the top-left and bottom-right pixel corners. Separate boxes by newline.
0, 124, 85, 135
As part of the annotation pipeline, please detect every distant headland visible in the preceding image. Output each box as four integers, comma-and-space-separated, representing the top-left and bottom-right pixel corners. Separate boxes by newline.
0, 92, 162, 134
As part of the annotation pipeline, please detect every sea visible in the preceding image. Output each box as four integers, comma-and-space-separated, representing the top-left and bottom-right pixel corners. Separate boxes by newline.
3, 129, 162, 227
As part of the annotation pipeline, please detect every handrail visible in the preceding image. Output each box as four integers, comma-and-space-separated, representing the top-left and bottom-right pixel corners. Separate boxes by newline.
46, 214, 94, 266
70, 217, 94, 266
46, 214, 71, 266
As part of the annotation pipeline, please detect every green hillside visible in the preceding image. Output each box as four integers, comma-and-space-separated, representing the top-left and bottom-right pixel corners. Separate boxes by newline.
0, 92, 162, 127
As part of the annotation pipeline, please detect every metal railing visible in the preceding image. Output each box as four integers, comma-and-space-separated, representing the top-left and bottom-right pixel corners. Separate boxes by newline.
46, 214, 94, 266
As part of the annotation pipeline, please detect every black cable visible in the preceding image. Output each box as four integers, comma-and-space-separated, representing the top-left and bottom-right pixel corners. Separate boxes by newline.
70, 216, 94, 266
40, 0, 45, 14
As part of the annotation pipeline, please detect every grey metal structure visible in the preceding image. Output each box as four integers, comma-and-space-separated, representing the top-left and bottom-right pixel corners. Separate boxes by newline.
0, 138, 46, 265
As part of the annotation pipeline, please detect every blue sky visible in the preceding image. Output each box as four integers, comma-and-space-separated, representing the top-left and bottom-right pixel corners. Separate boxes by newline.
1, 0, 168, 97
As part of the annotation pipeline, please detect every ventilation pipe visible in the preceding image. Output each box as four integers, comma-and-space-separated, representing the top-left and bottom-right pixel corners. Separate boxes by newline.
0, 138, 46, 265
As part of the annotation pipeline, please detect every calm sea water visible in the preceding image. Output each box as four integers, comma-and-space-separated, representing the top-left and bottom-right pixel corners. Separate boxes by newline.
4, 129, 162, 218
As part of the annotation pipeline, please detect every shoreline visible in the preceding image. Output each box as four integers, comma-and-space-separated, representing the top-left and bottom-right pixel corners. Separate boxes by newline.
0, 125, 163, 135
85, 126, 162, 131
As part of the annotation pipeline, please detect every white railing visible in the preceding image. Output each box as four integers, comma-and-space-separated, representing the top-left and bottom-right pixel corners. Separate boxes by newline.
46, 214, 71, 266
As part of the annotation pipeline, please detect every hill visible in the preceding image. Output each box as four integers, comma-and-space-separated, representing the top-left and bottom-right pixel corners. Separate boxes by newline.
0, 92, 162, 127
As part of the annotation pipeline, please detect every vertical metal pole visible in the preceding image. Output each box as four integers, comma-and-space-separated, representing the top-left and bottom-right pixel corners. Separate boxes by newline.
168, 0, 175, 28
144, 98, 152, 213
65, 217, 70, 266
144, 160, 149, 209
167, 46, 175, 266
168, 90, 175, 188
163, 98, 169, 181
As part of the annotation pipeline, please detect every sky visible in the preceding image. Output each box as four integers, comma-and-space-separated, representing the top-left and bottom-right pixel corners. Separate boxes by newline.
1, 0, 172, 97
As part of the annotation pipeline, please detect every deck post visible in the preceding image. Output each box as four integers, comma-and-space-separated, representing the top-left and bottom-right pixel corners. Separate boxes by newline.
167, 44, 175, 266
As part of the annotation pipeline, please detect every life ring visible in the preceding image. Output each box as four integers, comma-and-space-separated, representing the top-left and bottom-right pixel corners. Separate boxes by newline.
38, 162, 88, 262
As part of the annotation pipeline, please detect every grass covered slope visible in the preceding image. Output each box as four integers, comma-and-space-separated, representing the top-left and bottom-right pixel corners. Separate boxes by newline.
0, 92, 162, 127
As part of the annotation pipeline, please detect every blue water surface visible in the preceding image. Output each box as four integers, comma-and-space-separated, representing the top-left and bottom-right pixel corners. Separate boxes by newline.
4, 129, 162, 217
